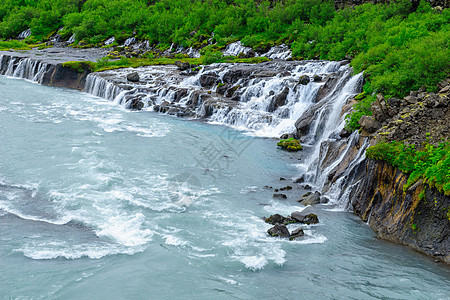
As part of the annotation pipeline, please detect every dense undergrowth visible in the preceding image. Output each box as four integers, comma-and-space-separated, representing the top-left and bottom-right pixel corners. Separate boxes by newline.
366, 142, 450, 196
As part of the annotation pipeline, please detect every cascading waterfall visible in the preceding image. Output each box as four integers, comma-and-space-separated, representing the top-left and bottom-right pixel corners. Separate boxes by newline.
0, 55, 50, 84
2, 54, 366, 209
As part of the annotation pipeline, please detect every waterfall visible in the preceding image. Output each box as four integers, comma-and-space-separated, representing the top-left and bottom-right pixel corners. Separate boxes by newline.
223, 42, 253, 57
17, 29, 31, 39
0, 55, 50, 84
67, 34, 76, 44
84, 74, 124, 102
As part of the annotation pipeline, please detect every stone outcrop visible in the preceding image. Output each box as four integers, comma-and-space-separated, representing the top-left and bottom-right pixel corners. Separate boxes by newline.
349, 160, 450, 263
322, 80, 450, 262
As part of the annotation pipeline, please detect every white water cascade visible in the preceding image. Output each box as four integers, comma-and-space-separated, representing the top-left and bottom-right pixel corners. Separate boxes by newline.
0, 56, 50, 84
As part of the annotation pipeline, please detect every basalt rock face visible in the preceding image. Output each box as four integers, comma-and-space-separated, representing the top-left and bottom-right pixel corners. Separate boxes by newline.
350, 160, 450, 263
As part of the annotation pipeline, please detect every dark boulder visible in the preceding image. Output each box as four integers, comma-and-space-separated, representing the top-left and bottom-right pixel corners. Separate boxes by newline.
174, 61, 190, 71
273, 193, 287, 199
199, 73, 219, 88
313, 75, 322, 82
265, 214, 286, 225
267, 225, 290, 238
268, 86, 289, 112
279, 186, 292, 191
299, 75, 310, 85
127, 71, 140, 82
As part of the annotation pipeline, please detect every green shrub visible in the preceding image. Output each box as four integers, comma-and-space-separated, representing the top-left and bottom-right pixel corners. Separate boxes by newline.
277, 138, 303, 151
202, 50, 223, 65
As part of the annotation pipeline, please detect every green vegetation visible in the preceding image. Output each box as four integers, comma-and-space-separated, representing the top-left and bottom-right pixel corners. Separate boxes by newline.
63, 55, 268, 73
0, 40, 34, 50
366, 142, 450, 196
0, 0, 448, 129
277, 138, 303, 151
344, 94, 375, 132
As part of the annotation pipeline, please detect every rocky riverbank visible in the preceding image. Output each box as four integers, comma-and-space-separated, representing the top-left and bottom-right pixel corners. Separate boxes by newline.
1, 46, 448, 263
318, 80, 450, 263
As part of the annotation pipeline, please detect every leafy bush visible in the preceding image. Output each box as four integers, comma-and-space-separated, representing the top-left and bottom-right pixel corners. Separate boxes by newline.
202, 50, 223, 65
277, 138, 303, 151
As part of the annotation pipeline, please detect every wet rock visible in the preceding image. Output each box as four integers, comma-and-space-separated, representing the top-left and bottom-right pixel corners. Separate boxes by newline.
303, 184, 312, 190
289, 227, 305, 240
291, 212, 319, 224
268, 86, 289, 112
299, 75, 310, 85
313, 75, 322, 82
175, 61, 190, 71
199, 72, 219, 88
293, 176, 304, 183
299, 191, 321, 206
280, 186, 292, 191
265, 214, 286, 225
263, 185, 273, 189
127, 71, 140, 82
295, 108, 315, 135
279, 177, 286, 181
265, 214, 297, 225
267, 225, 290, 238
339, 128, 352, 138
320, 196, 329, 204
125, 98, 144, 110
273, 193, 287, 199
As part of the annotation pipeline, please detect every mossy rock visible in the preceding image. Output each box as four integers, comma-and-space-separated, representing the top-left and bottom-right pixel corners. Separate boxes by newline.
355, 91, 366, 100
277, 138, 302, 151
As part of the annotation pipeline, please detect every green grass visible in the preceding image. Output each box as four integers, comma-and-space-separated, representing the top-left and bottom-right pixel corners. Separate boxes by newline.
63, 55, 270, 73
366, 142, 450, 195
0, 40, 33, 50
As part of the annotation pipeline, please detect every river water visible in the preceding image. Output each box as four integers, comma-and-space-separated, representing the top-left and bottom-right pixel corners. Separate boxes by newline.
0, 75, 449, 299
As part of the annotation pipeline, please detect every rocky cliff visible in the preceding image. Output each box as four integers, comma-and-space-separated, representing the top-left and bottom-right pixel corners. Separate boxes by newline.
323, 80, 450, 262
350, 160, 449, 262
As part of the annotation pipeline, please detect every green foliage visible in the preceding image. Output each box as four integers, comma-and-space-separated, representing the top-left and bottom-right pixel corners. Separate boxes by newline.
0, 40, 33, 50
202, 50, 223, 65
0, 0, 447, 107
277, 138, 303, 151
345, 95, 375, 131
366, 142, 450, 195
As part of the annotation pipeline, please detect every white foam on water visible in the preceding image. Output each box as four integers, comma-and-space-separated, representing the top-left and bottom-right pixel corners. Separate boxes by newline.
17, 241, 146, 260
239, 255, 268, 271
164, 234, 188, 247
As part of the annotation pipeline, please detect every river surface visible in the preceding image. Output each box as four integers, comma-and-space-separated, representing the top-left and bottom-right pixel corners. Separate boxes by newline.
0, 76, 449, 299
